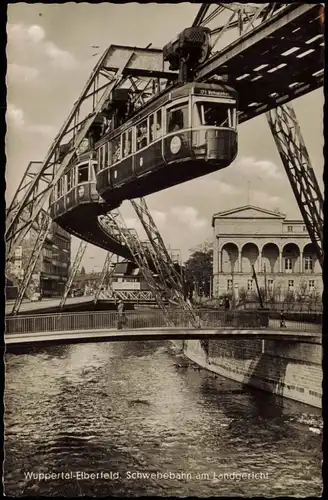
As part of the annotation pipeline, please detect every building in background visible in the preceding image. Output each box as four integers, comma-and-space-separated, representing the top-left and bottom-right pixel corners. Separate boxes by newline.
7, 221, 71, 298
212, 205, 322, 303
71, 261, 150, 296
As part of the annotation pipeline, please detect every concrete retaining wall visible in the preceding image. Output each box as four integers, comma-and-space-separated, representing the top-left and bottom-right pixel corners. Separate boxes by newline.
174, 337, 322, 408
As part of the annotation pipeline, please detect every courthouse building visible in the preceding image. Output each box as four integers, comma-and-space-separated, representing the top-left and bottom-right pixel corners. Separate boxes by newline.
212, 205, 322, 299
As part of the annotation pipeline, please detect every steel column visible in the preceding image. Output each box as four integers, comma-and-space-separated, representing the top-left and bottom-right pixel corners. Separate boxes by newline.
59, 240, 88, 309
130, 198, 201, 328
266, 104, 323, 268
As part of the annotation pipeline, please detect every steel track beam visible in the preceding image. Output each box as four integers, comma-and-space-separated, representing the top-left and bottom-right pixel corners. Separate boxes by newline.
59, 240, 88, 309
194, 4, 315, 81
266, 104, 323, 268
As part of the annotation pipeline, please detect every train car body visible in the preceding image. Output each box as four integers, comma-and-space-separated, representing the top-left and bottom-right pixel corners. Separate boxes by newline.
95, 81, 238, 204
49, 148, 132, 258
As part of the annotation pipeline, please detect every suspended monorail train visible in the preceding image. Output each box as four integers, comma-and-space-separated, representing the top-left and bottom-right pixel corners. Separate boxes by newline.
95, 80, 238, 204
49, 79, 238, 257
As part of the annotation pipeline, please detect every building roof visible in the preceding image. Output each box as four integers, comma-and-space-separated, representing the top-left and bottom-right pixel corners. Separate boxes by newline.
212, 205, 286, 226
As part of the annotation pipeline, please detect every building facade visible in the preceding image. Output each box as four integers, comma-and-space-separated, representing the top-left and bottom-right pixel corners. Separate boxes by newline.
9, 221, 71, 297
212, 205, 322, 301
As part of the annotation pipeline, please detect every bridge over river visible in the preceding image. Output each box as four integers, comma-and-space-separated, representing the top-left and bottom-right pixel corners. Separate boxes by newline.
5, 309, 321, 349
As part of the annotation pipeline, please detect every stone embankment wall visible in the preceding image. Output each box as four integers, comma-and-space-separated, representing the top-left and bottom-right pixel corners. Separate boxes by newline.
171, 337, 322, 408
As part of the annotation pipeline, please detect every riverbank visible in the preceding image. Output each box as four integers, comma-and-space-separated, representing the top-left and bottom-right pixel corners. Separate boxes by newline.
170, 337, 322, 410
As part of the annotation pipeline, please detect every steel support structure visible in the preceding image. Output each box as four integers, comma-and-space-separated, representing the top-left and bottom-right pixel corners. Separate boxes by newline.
93, 252, 115, 305
11, 213, 52, 315
266, 104, 323, 268
193, 3, 289, 58
100, 210, 180, 326
193, 3, 323, 268
131, 198, 200, 327
59, 240, 88, 308
6, 45, 176, 262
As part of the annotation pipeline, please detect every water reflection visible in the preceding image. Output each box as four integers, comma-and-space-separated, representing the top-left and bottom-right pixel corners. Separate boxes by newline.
4, 340, 322, 497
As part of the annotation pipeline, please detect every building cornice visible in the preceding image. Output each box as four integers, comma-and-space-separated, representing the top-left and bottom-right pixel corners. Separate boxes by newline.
216, 234, 310, 239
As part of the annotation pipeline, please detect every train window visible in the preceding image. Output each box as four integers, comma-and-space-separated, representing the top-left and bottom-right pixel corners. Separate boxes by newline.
122, 129, 132, 157
103, 143, 109, 168
57, 179, 63, 197
77, 163, 89, 184
112, 136, 121, 163
66, 171, 72, 191
167, 105, 188, 133
196, 102, 236, 128
98, 147, 103, 171
136, 120, 148, 150
155, 109, 162, 138
149, 114, 155, 143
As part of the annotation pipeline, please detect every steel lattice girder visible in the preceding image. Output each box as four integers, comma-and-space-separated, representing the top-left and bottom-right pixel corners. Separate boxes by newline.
6, 45, 176, 262
130, 198, 200, 327
59, 240, 88, 309
93, 252, 116, 305
11, 213, 53, 316
101, 210, 176, 326
193, 3, 323, 121
266, 104, 323, 268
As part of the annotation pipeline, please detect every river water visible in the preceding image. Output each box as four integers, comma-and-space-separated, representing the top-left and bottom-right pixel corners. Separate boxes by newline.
4, 341, 322, 497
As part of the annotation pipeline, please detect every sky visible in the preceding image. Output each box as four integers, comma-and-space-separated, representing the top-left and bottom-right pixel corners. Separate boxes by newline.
6, 3, 324, 272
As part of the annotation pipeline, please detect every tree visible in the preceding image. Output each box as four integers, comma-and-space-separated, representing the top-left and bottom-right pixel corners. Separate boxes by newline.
238, 286, 247, 304
80, 266, 86, 275
184, 241, 213, 297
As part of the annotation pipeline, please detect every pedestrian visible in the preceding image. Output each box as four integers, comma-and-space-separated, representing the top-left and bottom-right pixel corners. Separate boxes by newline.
117, 299, 125, 329
224, 297, 230, 310
280, 310, 286, 328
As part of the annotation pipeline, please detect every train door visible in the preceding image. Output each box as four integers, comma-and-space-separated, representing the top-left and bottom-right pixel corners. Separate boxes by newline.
162, 98, 194, 164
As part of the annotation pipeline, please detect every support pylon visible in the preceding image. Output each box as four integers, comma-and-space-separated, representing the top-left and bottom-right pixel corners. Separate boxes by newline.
11, 212, 52, 315
59, 240, 88, 309
99, 211, 177, 326
131, 198, 200, 327
266, 104, 323, 268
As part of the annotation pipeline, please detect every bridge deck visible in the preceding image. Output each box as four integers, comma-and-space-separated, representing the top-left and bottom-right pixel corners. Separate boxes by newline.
5, 327, 320, 349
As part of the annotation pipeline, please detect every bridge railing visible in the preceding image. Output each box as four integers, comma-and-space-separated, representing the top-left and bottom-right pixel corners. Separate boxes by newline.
5, 309, 322, 335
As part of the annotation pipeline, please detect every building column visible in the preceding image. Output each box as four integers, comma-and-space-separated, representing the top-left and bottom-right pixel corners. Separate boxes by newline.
258, 252, 262, 273
238, 251, 242, 273
279, 251, 283, 273
213, 236, 219, 275
299, 251, 303, 273
218, 249, 221, 274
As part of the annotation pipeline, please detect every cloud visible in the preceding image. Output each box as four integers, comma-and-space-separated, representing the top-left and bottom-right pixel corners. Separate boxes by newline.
151, 210, 167, 226
28, 124, 57, 137
7, 103, 25, 127
250, 189, 283, 209
235, 156, 283, 180
7, 63, 40, 83
170, 206, 207, 229
44, 41, 77, 69
6, 102, 56, 137
7, 23, 77, 71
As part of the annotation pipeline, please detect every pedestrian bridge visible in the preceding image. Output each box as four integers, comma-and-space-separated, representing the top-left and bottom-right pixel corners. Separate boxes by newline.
5, 309, 321, 349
